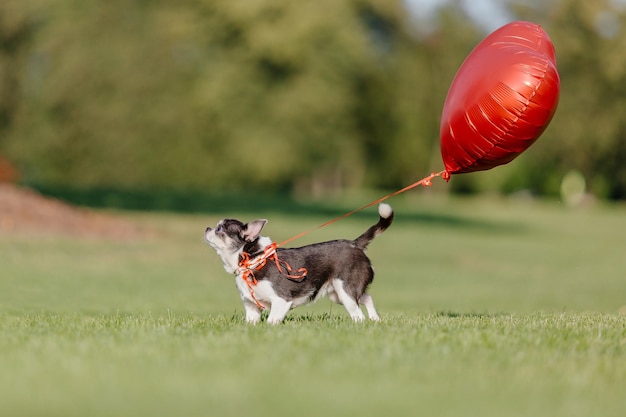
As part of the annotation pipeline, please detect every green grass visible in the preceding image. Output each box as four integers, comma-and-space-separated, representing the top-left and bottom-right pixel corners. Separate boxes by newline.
1, 195, 625, 416
1, 312, 624, 417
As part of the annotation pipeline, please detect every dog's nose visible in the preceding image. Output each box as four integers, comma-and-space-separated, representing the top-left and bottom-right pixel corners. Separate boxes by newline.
205, 227, 212, 232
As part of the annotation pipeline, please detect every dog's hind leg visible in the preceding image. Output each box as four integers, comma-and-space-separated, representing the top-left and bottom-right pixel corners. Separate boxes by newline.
267, 298, 292, 324
359, 293, 380, 321
332, 279, 365, 322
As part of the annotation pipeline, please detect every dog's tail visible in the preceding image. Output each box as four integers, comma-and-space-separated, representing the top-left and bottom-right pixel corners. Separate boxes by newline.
353, 203, 394, 250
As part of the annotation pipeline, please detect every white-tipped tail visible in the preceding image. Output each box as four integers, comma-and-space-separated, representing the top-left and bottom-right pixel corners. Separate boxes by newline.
354, 203, 394, 249
378, 203, 393, 219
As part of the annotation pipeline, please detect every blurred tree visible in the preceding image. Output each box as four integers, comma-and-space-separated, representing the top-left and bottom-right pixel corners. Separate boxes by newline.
2, 0, 626, 200
2, 0, 479, 195
0, 0, 40, 144
6, 0, 209, 188
353, 2, 479, 189
542, 0, 626, 199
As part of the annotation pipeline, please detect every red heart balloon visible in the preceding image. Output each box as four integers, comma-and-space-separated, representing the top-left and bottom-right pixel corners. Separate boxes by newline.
440, 21, 560, 176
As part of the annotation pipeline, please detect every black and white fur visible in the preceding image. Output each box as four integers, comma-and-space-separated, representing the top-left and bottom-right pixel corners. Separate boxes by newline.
204, 203, 394, 324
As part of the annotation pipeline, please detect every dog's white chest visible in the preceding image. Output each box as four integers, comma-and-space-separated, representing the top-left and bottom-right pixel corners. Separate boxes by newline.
235, 275, 276, 308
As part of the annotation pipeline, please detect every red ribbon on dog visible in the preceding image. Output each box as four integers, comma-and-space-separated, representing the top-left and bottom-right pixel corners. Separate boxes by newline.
239, 243, 307, 309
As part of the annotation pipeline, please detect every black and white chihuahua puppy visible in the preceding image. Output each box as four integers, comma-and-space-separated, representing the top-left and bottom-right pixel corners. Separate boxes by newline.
204, 203, 394, 324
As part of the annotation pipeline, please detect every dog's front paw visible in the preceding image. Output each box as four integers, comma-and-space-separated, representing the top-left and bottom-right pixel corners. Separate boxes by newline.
266, 317, 284, 325
243, 301, 262, 324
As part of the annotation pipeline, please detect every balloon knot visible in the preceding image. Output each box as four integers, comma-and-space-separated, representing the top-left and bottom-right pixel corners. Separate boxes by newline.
442, 171, 451, 182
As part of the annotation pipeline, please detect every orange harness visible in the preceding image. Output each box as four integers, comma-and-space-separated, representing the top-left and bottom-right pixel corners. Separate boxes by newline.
238, 243, 307, 309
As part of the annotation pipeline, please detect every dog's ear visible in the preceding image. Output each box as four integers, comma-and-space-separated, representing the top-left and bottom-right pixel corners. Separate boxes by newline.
241, 219, 267, 242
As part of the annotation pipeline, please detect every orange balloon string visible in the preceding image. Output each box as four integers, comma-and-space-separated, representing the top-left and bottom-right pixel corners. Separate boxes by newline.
277, 170, 447, 248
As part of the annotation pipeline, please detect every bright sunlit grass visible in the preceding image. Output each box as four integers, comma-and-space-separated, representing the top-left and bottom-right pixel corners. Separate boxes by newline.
1, 195, 625, 417
0, 312, 624, 417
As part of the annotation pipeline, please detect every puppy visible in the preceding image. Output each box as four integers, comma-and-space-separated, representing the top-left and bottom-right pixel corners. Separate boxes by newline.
204, 203, 393, 324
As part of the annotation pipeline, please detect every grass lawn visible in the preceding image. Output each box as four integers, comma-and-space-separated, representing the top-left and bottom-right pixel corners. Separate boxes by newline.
1, 194, 625, 416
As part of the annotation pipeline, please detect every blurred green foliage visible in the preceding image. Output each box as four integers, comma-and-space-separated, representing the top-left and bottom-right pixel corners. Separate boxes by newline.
1, 0, 626, 199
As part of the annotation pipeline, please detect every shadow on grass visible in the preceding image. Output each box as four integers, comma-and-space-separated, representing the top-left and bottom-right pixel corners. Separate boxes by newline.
32, 185, 526, 233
